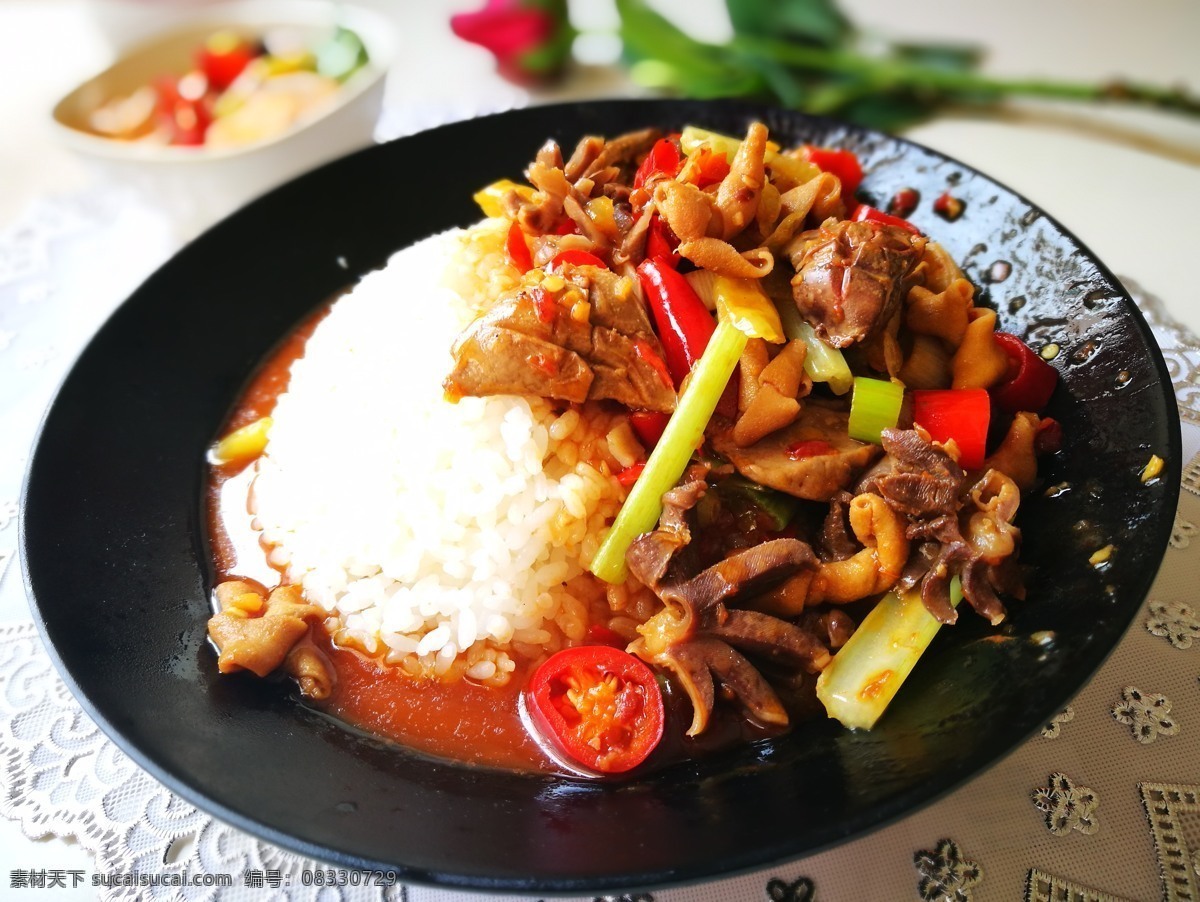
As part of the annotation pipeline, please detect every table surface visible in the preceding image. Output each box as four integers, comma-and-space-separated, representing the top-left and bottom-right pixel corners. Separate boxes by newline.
2, 0, 1199, 898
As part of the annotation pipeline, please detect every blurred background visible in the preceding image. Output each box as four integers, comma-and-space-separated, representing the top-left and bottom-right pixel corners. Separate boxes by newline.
3, 0, 1199, 323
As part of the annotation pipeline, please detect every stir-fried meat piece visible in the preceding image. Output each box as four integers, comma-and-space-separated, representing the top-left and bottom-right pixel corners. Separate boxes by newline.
786, 220, 926, 348
629, 496, 829, 735
659, 538, 818, 613
659, 638, 787, 735
581, 127, 660, 179
447, 326, 594, 404
590, 327, 678, 411
563, 135, 605, 181
285, 645, 334, 701
445, 270, 677, 412
869, 428, 965, 518
711, 404, 882, 502
874, 429, 1023, 625
208, 583, 324, 679
818, 491, 860, 561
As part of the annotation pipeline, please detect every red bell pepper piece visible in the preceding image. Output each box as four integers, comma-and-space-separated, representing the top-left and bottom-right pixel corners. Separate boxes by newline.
552, 218, 578, 235
691, 148, 730, 188
629, 410, 669, 449
802, 146, 864, 196
644, 213, 681, 268
506, 220, 533, 273
852, 204, 922, 235
636, 258, 716, 387
911, 388, 991, 470
991, 333, 1058, 413
526, 646, 664, 773
549, 249, 607, 270
616, 461, 646, 487
633, 137, 682, 189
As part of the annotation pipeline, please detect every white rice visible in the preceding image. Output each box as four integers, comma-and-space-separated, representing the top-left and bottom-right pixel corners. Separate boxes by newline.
251, 227, 620, 681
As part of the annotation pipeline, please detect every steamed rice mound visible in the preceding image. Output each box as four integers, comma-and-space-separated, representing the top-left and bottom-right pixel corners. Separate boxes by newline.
251, 224, 628, 685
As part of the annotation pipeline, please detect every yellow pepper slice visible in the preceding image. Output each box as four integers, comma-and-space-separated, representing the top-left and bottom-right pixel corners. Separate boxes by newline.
713, 276, 784, 343
210, 416, 273, 466
472, 179, 536, 218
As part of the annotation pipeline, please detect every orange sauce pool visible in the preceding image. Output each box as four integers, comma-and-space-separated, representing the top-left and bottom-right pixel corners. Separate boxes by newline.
206, 304, 557, 773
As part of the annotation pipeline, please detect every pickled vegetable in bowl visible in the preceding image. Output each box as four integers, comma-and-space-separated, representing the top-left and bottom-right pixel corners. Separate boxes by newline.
85, 25, 368, 149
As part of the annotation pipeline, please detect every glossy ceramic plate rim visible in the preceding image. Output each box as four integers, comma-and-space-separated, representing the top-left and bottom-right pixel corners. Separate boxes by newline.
21, 99, 1181, 893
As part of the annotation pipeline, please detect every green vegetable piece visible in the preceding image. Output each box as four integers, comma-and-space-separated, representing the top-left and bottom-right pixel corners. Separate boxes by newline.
773, 298, 852, 395
848, 376, 904, 443
316, 27, 368, 82
717, 476, 798, 532
815, 577, 963, 730
590, 319, 747, 584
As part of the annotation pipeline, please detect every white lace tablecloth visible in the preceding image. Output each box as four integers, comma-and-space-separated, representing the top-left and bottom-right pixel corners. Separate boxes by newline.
3, 183, 1200, 902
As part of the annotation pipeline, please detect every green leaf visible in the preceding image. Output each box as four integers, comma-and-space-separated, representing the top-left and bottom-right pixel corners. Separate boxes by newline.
726, 0, 852, 48
617, 0, 765, 97
893, 41, 982, 73
836, 91, 939, 132
730, 49, 811, 107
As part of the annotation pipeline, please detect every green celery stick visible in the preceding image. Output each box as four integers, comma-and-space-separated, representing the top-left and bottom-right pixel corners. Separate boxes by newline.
590, 319, 747, 584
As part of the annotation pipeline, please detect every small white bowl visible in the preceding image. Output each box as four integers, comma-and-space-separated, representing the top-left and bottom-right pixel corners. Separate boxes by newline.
52, 0, 396, 235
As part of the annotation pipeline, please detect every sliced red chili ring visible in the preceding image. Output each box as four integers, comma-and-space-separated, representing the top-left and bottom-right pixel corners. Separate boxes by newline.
526, 645, 664, 774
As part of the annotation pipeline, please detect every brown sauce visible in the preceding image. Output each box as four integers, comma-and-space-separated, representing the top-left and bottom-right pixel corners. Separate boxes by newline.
207, 304, 558, 773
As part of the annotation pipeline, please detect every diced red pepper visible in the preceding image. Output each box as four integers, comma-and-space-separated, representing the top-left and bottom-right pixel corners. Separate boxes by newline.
887, 187, 920, 218
991, 333, 1058, 413
506, 220, 533, 273
552, 218, 578, 235
633, 137, 682, 189
550, 249, 608, 270
644, 213, 681, 268
785, 439, 836, 460
852, 204, 922, 235
629, 410, 669, 449
636, 258, 716, 387
933, 192, 965, 221
802, 146, 864, 196
616, 462, 646, 487
691, 148, 731, 188
911, 389, 991, 470
585, 623, 629, 648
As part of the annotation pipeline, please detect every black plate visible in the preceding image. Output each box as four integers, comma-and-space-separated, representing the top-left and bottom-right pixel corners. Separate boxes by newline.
21, 100, 1180, 893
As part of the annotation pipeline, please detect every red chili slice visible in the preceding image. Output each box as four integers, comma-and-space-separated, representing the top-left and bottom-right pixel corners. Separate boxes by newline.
911, 388, 991, 470
691, 148, 731, 188
550, 249, 608, 270
616, 462, 646, 487
644, 213, 681, 268
851, 203, 922, 235
802, 146, 864, 196
506, 220, 533, 273
629, 410, 670, 449
526, 646, 665, 774
633, 137, 683, 189
991, 333, 1058, 413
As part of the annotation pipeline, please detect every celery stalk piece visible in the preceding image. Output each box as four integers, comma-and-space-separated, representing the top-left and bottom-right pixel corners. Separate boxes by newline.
848, 376, 904, 443
815, 578, 962, 730
589, 319, 748, 584
772, 297, 853, 395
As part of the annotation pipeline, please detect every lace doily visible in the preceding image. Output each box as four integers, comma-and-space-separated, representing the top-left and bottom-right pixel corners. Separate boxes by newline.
4, 193, 1200, 902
